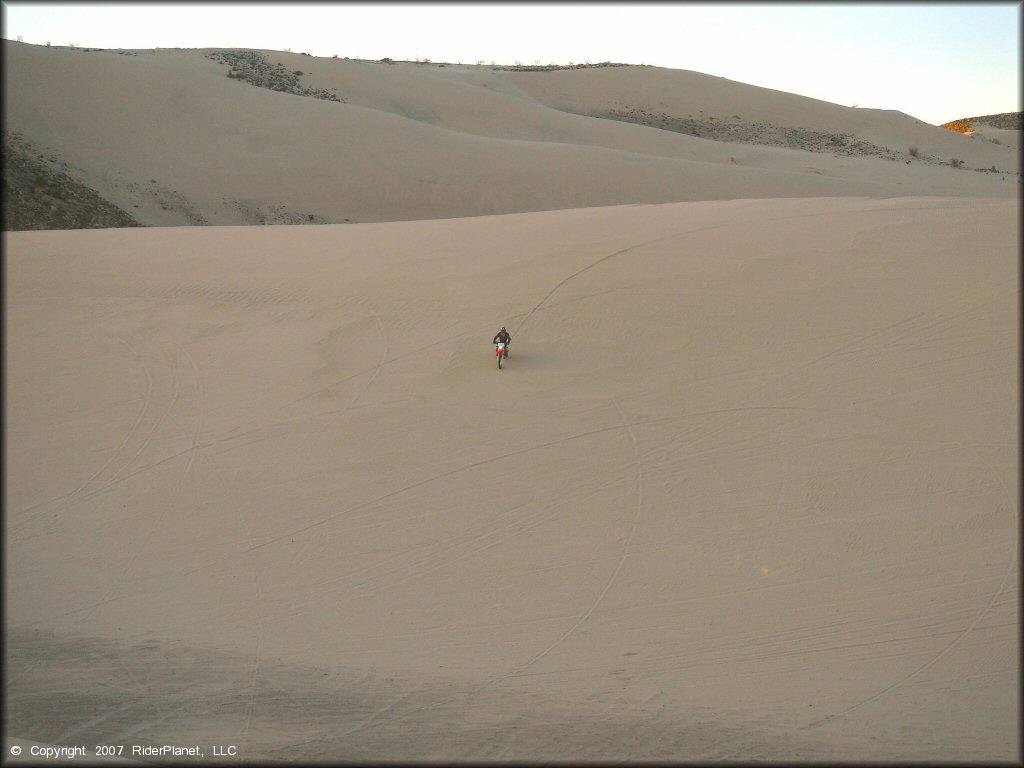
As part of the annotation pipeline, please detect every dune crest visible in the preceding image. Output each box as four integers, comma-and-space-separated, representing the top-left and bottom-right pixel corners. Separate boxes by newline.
3, 41, 1019, 228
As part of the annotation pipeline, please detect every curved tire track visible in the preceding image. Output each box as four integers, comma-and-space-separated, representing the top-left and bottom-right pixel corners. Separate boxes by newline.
13, 337, 154, 528
799, 446, 1018, 732
504, 399, 644, 676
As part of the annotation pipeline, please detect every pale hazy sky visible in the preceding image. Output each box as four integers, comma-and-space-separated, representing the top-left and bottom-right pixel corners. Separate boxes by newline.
2, 2, 1020, 125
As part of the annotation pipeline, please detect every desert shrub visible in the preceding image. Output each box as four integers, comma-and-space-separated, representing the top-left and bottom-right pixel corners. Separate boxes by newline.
909, 147, 919, 157
951, 158, 963, 168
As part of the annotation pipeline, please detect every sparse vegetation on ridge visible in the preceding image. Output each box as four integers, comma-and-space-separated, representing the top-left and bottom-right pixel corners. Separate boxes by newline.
363, 57, 633, 71
596, 107, 910, 161
940, 112, 1022, 133
490, 61, 631, 72
205, 50, 344, 102
590, 106, 1017, 174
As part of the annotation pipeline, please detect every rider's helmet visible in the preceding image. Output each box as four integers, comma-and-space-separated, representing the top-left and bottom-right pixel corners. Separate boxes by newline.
501, 326, 506, 332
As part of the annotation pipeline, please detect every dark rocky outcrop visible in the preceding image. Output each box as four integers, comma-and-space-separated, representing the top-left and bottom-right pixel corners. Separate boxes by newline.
206, 50, 343, 102
3, 132, 141, 231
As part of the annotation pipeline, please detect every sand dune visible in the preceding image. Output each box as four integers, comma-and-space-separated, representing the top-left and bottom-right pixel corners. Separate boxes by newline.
3, 42, 1019, 226
3, 38, 1020, 763
5, 196, 1018, 761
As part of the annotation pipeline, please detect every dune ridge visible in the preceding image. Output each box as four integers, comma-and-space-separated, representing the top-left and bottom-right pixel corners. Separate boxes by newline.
3, 41, 1019, 228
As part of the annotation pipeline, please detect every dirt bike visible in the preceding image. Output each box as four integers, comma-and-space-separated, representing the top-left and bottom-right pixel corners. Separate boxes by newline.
495, 341, 507, 369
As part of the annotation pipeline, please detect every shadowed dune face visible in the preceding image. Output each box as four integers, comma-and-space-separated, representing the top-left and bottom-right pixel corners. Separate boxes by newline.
4, 627, 849, 762
2, 41, 1019, 228
4, 197, 1018, 761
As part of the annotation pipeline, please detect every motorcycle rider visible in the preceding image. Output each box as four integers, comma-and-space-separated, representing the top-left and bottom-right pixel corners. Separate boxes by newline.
493, 326, 511, 357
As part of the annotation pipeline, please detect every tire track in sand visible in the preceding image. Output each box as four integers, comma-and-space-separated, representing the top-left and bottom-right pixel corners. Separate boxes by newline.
799, 446, 1018, 733
13, 337, 154, 526
178, 343, 205, 480
503, 399, 644, 677
511, 204, 907, 340
66, 343, 203, 628
514, 233, 684, 336
227, 424, 625, 559
314, 313, 390, 438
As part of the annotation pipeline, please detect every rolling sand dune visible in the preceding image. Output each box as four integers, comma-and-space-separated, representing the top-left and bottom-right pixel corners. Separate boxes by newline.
3, 40, 1020, 763
3, 42, 1019, 227
5, 197, 1018, 761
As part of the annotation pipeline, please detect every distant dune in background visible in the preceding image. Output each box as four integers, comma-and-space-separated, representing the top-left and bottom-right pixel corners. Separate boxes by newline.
2, 41, 1019, 229
4, 40, 1019, 764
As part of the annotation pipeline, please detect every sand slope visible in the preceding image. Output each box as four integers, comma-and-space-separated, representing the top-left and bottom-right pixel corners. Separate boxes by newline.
3, 42, 1019, 226
4, 196, 1018, 761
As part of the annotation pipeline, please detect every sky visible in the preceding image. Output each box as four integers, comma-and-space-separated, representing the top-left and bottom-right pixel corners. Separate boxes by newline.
2, 2, 1020, 125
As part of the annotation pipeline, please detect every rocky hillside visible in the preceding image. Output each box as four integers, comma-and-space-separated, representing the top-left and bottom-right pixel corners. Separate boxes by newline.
205, 50, 343, 101
941, 112, 1022, 133
3, 131, 141, 230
